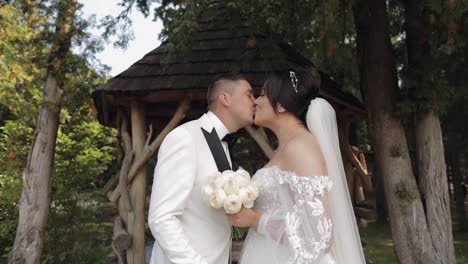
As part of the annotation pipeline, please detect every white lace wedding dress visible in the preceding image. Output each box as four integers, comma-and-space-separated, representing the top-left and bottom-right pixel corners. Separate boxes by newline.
239, 98, 366, 264
239, 165, 336, 264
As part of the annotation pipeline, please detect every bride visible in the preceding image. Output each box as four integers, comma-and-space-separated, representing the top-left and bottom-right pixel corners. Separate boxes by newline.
227, 69, 366, 263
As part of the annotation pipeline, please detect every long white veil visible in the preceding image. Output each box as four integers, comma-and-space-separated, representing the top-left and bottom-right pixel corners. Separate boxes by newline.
306, 97, 366, 263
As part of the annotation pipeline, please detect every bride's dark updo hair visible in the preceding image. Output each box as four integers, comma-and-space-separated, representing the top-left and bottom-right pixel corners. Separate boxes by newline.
263, 67, 321, 124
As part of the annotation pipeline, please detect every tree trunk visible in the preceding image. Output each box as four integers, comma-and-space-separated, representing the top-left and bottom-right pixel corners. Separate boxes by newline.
9, 1, 77, 263
404, 0, 455, 262
352, 1, 434, 262
415, 112, 455, 263
374, 161, 388, 223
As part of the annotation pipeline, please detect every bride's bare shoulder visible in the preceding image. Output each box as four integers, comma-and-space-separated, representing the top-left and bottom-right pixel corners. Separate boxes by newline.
283, 132, 327, 176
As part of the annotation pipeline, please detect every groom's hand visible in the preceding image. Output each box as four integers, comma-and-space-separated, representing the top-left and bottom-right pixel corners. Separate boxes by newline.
226, 207, 260, 228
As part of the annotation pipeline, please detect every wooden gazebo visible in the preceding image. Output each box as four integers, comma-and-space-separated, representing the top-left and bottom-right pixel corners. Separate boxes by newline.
93, 4, 372, 263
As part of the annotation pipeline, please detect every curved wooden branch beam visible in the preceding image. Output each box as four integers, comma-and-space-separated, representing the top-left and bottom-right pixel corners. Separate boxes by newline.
101, 172, 119, 196
345, 144, 373, 192
245, 125, 274, 159
120, 115, 134, 211
110, 94, 192, 203
144, 124, 153, 149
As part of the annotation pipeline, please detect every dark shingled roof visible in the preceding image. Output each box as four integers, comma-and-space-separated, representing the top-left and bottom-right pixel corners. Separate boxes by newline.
93, 3, 365, 127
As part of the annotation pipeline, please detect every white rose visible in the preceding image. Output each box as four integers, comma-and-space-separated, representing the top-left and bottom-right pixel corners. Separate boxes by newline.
249, 182, 259, 198
224, 194, 242, 214
239, 185, 256, 208
243, 200, 254, 209
236, 169, 251, 187
223, 172, 239, 195
210, 188, 226, 209
209, 171, 222, 182
221, 170, 236, 179
211, 172, 225, 188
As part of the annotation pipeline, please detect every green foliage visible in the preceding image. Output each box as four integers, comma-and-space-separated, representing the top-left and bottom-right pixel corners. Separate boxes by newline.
440, 5, 468, 155
360, 220, 397, 264
0, 4, 46, 120
0, 2, 117, 262
442, 59, 468, 156
150, 0, 361, 96
153, 0, 207, 61
41, 201, 113, 264
361, 214, 468, 264
0, 159, 21, 259
394, 0, 468, 119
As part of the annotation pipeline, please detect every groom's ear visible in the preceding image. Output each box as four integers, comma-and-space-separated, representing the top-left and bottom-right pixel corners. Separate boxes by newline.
218, 91, 231, 107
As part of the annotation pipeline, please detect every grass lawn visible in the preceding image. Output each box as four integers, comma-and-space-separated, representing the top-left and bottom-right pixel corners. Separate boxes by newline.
360, 219, 468, 264
453, 202, 468, 264
360, 220, 397, 264
454, 230, 468, 264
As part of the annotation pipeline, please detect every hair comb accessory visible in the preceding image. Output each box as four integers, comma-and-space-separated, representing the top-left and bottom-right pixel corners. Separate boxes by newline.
289, 70, 298, 93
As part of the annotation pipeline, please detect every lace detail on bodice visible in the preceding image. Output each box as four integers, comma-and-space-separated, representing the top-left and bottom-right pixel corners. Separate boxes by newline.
251, 167, 282, 213
252, 166, 332, 213
251, 166, 334, 264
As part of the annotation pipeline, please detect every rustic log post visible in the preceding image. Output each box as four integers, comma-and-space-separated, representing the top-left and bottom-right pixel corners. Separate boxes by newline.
354, 170, 367, 228
126, 100, 147, 264
116, 109, 124, 167
102, 110, 125, 196
354, 173, 366, 204
115, 114, 131, 225
110, 95, 192, 203
353, 147, 366, 204
359, 152, 368, 172
358, 151, 374, 190
113, 216, 131, 263
353, 145, 367, 228
356, 150, 371, 227
245, 126, 274, 159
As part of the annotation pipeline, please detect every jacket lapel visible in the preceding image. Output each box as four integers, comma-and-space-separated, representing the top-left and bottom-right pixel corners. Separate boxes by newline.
199, 114, 232, 172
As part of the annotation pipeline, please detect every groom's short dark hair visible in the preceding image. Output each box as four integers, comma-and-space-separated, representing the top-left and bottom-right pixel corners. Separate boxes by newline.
207, 73, 248, 110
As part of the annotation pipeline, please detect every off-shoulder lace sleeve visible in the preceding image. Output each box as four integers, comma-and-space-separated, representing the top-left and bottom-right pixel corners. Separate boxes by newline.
256, 171, 333, 264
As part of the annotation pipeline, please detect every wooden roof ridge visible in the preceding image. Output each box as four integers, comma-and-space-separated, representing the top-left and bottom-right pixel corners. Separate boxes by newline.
92, 2, 366, 126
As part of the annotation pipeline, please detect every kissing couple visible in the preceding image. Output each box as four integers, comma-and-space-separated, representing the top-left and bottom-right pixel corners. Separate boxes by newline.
148, 69, 366, 264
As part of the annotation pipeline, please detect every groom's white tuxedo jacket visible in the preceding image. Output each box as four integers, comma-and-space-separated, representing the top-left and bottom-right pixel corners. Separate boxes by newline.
148, 113, 232, 264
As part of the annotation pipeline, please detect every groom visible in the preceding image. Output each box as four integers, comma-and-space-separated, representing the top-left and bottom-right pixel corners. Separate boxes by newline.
148, 73, 255, 264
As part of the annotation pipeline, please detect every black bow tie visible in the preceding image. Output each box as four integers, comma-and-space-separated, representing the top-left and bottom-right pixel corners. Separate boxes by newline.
222, 133, 238, 147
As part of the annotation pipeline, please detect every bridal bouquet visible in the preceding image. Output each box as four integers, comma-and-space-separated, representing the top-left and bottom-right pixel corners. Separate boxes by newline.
203, 169, 259, 214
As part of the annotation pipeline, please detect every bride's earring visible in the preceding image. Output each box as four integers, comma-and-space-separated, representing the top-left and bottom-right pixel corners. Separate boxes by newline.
278, 104, 286, 113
